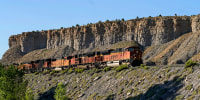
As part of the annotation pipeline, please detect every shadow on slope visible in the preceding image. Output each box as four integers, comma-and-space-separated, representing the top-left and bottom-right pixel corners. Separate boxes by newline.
38, 87, 56, 100
126, 76, 185, 100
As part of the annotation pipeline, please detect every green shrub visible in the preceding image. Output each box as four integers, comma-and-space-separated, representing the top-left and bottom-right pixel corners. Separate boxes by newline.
103, 67, 111, 72
198, 74, 200, 79
143, 66, 149, 70
43, 70, 50, 75
174, 95, 184, 100
98, 20, 102, 23
75, 68, 84, 73
105, 20, 110, 23
185, 60, 197, 68
140, 64, 148, 70
50, 70, 58, 75
105, 94, 114, 100
89, 68, 101, 73
121, 18, 125, 21
24, 88, 34, 100
54, 82, 70, 100
61, 69, 68, 74
115, 64, 129, 72
185, 84, 193, 90
34, 72, 39, 75
68, 68, 73, 74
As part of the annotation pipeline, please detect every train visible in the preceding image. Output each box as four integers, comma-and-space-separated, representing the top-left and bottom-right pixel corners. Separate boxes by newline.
18, 46, 142, 73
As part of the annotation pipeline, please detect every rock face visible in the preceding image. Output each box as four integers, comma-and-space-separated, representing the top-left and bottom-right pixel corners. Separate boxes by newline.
2, 15, 200, 65
9, 16, 192, 52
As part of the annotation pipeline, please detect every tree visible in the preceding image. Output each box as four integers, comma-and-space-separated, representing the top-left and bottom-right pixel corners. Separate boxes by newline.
121, 18, 125, 21
54, 82, 70, 100
136, 16, 139, 20
76, 24, 80, 27
0, 65, 27, 100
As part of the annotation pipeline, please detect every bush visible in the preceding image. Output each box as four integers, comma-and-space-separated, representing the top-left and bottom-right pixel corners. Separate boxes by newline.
89, 68, 101, 73
121, 18, 125, 21
98, 20, 102, 23
140, 64, 148, 70
115, 64, 129, 72
185, 84, 193, 90
23, 88, 34, 100
0, 65, 27, 100
61, 69, 68, 74
105, 20, 110, 23
103, 67, 111, 72
76, 24, 80, 27
185, 60, 197, 68
68, 68, 73, 74
43, 70, 50, 75
50, 70, 58, 75
54, 82, 70, 100
74, 68, 84, 73
34, 72, 39, 75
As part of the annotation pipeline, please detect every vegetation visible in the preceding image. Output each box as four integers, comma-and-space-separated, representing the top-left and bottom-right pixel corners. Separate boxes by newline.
185, 84, 193, 90
54, 82, 70, 100
98, 20, 102, 23
50, 70, 59, 75
75, 68, 84, 73
0, 64, 31, 100
76, 24, 80, 27
115, 64, 129, 72
121, 18, 125, 21
140, 64, 149, 70
185, 60, 197, 68
105, 20, 110, 23
23, 88, 34, 100
103, 67, 111, 72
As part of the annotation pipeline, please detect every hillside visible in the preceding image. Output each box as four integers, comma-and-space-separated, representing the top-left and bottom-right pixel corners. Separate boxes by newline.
25, 64, 200, 100
3, 15, 200, 65
143, 31, 200, 65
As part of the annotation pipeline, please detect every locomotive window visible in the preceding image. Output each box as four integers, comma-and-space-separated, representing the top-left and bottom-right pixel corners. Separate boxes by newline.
128, 48, 134, 51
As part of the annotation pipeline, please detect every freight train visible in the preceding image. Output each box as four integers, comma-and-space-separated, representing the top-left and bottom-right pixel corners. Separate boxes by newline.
18, 46, 142, 73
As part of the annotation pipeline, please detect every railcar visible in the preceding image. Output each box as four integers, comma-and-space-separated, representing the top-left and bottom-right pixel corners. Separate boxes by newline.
18, 46, 142, 72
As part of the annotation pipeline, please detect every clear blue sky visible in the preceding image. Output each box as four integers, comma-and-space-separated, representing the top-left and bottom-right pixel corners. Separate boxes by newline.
0, 0, 199, 59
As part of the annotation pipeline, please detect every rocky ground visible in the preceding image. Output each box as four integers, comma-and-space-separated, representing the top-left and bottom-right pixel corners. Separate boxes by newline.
24, 64, 200, 100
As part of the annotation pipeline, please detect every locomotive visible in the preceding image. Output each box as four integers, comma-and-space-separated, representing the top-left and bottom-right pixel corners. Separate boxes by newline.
18, 46, 142, 73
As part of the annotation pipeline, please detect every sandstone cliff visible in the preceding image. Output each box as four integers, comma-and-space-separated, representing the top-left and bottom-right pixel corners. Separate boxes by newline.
2, 15, 200, 65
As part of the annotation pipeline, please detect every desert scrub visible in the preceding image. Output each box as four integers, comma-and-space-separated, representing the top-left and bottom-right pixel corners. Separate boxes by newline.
61, 69, 68, 74
54, 82, 70, 100
185, 60, 197, 68
43, 70, 50, 75
34, 72, 39, 75
75, 68, 84, 73
103, 67, 111, 72
174, 95, 184, 100
185, 84, 193, 90
118, 88, 124, 95
115, 64, 129, 72
68, 68, 74, 73
50, 70, 58, 75
87, 92, 97, 100
140, 64, 149, 70
105, 94, 115, 100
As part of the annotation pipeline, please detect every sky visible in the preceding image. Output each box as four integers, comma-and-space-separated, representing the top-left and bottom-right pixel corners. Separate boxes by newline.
0, 0, 199, 59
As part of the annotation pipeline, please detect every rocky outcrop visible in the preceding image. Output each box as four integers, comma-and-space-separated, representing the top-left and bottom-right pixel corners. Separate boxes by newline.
8, 16, 192, 53
2, 15, 200, 65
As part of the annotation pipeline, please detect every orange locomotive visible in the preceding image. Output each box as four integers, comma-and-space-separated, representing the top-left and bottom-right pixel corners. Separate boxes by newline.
18, 46, 142, 72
